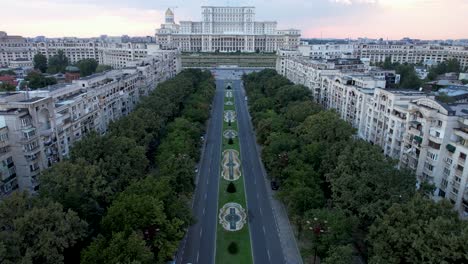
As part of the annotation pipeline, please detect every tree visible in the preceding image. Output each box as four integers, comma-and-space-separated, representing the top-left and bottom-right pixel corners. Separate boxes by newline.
295, 111, 355, 144
76, 59, 98, 77
0, 192, 87, 264
228, 242, 239, 254
368, 195, 468, 264
33, 53, 48, 73
227, 182, 237, 193
322, 244, 355, 264
396, 64, 422, 89
0, 82, 16, 92
101, 192, 185, 262
303, 209, 357, 259
95, 64, 112, 73
81, 232, 154, 264
48, 50, 69, 74
25, 71, 57, 89
328, 140, 416, 226
39, 160, 110, 229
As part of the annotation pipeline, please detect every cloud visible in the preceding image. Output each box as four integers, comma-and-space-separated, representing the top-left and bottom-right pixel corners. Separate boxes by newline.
0, 0, 164, 37
1, 0, 467, 39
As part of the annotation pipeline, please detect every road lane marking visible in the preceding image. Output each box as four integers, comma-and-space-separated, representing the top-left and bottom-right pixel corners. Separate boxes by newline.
204, 193, 207, 200
260, 207, 263, 216
196, 251, 200, 263
267, 250, 271, 261
203, 208, 205, 215
200, 228, 203, 237
262, 226, 266, 234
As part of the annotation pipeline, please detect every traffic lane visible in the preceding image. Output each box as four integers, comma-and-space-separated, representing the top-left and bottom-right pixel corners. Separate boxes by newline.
233, 79, 285, 264
179, 81, 224, 264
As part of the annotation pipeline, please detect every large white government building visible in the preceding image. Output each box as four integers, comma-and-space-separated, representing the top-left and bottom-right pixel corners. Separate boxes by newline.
277, 51, 468, 218
155, 6, 300, 52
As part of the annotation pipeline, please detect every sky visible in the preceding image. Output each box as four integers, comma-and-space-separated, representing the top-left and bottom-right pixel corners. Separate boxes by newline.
1, 0, 467, 40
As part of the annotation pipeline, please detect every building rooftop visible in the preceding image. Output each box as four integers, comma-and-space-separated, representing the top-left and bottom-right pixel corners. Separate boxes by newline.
18, 97, 46, 103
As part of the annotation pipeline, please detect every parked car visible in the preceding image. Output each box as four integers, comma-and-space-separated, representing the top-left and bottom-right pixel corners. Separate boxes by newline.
270, 180, 279, 190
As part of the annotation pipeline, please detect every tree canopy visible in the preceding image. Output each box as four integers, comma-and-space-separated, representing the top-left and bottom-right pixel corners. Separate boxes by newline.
0, 192, 87, 264
36, 69, 215, 263
33, 53, 48, 73
25, 71, 57, 89
48, 50, 69, 74
76, 59, 98, 77
368, 195, 468, 264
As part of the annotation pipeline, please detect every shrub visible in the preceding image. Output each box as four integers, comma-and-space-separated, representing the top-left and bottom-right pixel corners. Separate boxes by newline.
227, 182, 236, 193
228, 242, 239, 254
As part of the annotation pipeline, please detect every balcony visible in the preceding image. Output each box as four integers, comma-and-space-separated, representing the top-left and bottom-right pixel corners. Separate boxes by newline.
408, 126, 422, 137
40, 128, 53, 137
429, 134, 443, 144
459, 117, 468, 126
454, 128, 468, 140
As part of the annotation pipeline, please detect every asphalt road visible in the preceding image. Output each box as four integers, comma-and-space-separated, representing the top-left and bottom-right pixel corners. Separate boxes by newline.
176, 76, 224, 264
177, 68, 285, 264
232, 78, 286, 264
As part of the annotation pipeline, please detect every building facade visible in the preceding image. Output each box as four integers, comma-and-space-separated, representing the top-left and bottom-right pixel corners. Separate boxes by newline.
0, 50, 181, 197
155, 7, 301, 52
297, 42, 468, 69
0, 31, 170, 69
278, 53, 468, 217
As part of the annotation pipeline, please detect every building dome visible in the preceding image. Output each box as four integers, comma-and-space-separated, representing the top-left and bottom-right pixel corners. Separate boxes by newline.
165, 8, 174, 17
165, 8, 175, 24
65, 66, 80, 73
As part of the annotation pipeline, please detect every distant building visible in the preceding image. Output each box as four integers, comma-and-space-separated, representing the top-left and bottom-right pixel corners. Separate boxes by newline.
8, 58, 33, 68
64, 66, 80, 83
155, 6, 301, 52
415, 66, 429, 79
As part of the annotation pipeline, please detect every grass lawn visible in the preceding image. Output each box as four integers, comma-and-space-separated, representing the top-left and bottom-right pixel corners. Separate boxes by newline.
215, 88, 253, 264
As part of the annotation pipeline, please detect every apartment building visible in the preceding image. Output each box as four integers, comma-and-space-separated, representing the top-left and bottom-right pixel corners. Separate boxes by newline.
298, 43, 358, 59
358, 44, 468, 68
0, 31, 169, 69
297, 42, 468, 68
155, 7, 301, 52
278, 53, 468, 217
0, 50, 181, 197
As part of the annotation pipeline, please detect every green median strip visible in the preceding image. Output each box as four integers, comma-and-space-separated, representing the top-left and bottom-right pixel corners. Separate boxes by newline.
215, 83, 253, 264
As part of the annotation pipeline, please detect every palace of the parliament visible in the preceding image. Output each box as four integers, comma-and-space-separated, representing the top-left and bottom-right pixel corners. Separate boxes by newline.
155, 6, 301, 52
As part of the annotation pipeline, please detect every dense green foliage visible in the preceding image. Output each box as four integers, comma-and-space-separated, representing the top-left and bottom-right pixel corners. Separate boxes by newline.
33, 53, 48, 73
48, 50, 69, 74
243, 69, 466, 262
0, 192, 87, 264
0, 82, 16, 91
378, 57, 422, 88
427, 58, 462, 80
76, 59, 99, 77
95, 64, 112, 73
0, 69, 216, 264
368, 194, 468, 264
25, 71, 57, 89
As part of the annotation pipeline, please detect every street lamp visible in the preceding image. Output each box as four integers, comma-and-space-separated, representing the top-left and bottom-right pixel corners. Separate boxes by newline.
306, 217, 329, 264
